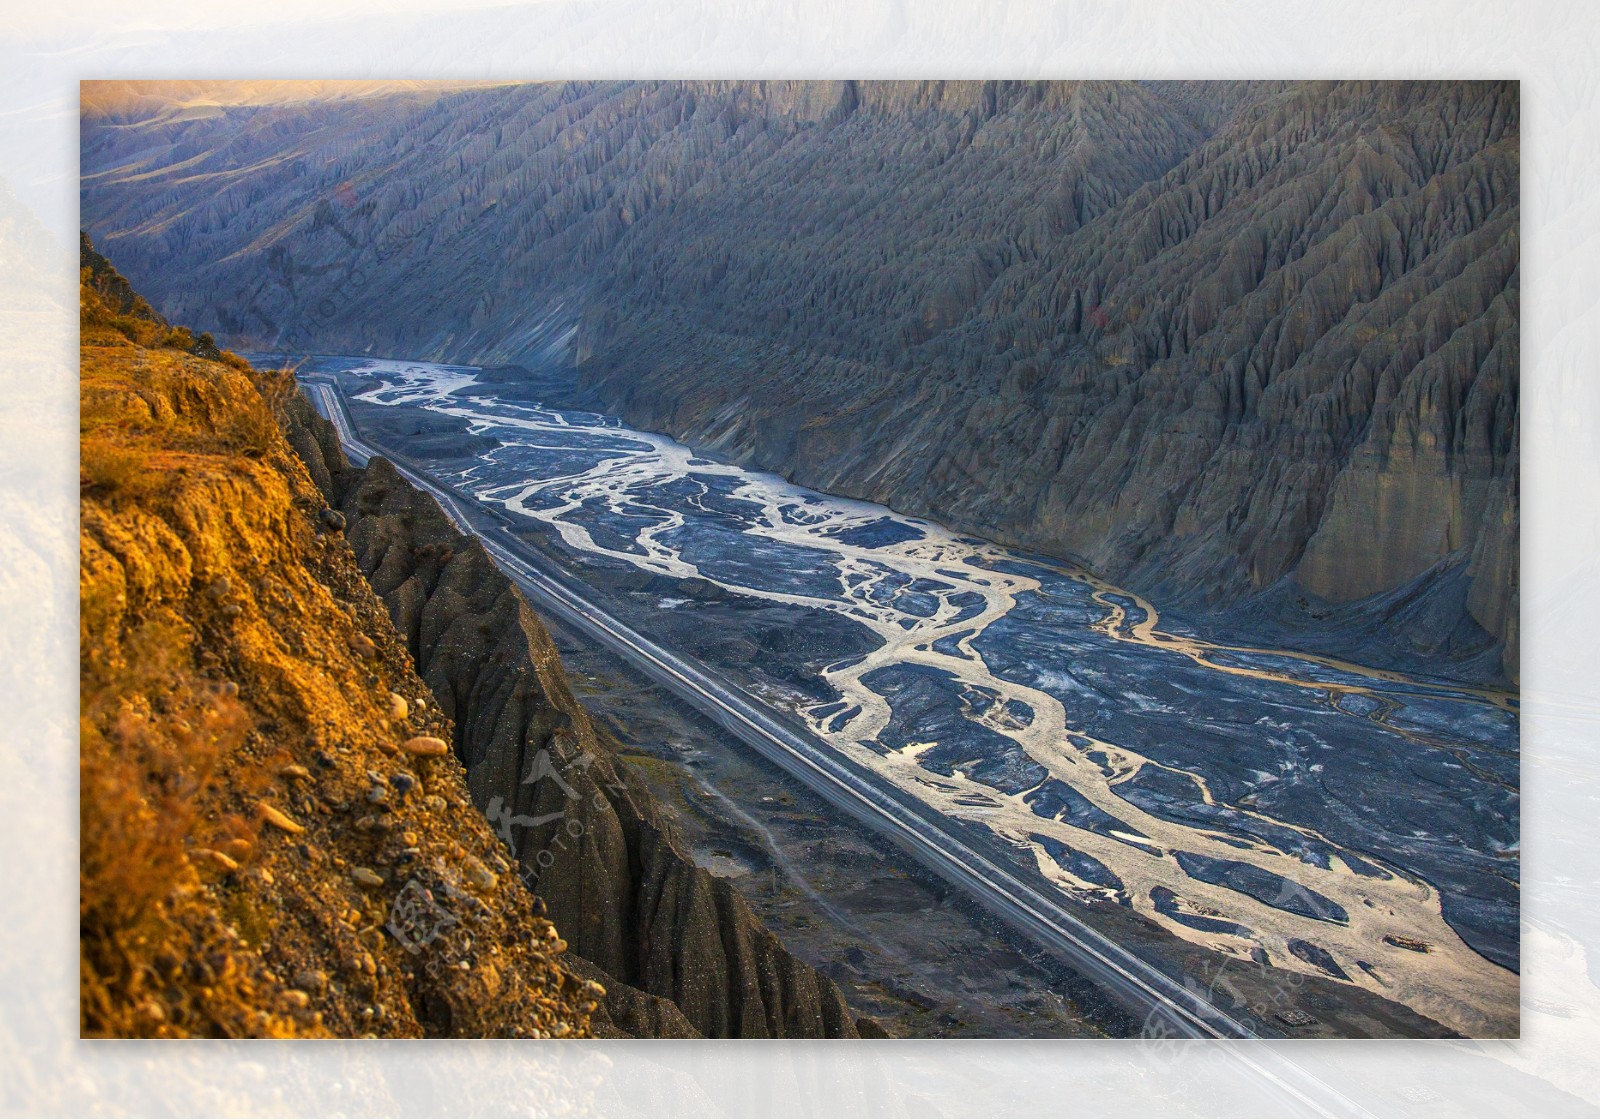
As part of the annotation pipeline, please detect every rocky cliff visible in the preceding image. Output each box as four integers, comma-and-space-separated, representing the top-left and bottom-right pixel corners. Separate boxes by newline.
288, 395, 870, 1040
80, 245, 595, 1038
80, 240, 867, 1039
79, 80, 1519, 680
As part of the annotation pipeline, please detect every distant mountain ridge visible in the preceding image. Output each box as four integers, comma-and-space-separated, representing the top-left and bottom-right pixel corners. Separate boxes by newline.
79, 79, 1519, 681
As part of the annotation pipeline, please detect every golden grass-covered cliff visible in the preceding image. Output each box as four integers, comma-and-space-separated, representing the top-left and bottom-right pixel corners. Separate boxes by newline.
78, 238, 872, 1039
79, 241, 597, 1038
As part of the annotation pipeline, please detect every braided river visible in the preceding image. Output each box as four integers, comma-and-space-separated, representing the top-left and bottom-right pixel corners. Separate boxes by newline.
336, 357, 1519, 1037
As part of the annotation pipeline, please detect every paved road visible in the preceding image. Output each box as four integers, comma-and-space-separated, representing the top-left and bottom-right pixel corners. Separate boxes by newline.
303, 374, 1366, 1111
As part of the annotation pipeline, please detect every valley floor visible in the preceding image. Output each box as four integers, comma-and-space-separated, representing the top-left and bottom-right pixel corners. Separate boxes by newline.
307, 354, 1517, 1039
549, 610, 1109, 1038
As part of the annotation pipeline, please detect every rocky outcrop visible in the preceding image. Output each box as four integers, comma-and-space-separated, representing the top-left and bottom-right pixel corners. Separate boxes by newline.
79, 245, 593, 1039
572, 81, 1521, 682
79, 236, 863, 1040
80, 80, 1519, 681
289, 399, 868, 1039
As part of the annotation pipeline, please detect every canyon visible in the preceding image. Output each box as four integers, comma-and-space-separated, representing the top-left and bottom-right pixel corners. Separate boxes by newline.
301, 353, 1513, 1038
76, 79, 1521, 1040
79, 239, 874, 1038
80, 79, 1520, 682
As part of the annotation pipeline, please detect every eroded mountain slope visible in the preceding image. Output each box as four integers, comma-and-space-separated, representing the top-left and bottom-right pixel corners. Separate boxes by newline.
288, 396, 874, 1040
80, 240, 870, 1039
79, 245, 595, 1039
79, 79, 1518, 679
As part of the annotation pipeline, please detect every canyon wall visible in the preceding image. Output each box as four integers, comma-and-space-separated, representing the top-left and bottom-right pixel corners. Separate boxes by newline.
289, 401, 873, 1039
80, 80, 1519, 679
80, 246, 594, 1039
80, 235, 869, 1039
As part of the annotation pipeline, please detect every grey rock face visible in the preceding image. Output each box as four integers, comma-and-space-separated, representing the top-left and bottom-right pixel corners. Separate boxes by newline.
287, 396, 865, 1038
83, 79, 1518, 680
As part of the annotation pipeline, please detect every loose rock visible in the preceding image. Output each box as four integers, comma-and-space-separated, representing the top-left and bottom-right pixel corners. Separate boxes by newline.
402, 736, 449, 758
257, 802, 305, 834
193, 848, 239, 873
462, 856, 497, 891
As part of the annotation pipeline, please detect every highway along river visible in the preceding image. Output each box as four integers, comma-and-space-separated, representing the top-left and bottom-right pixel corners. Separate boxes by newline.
320, 356, 1520, 1038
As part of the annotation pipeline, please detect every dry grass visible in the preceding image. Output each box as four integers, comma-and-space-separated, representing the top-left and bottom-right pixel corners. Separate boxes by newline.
78, 618, 255, 1036
77, 250, 590, 1039
225, 365, 298, 458
80, 620, 245, 934
78, 440, 165, 505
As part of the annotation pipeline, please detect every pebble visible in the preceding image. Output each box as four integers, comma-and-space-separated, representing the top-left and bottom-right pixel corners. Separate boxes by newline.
319, 508, 346, 533
350, 867, 385, 889
391, 773, 417, 797
462, 856, 497, 891
387, 692, 409, 721
414, 697, 427, 712
294, 969, 328, 994
355, 815, 392, 833
365, 784, 388, 805
220, 603, 243, 620
277, 763, 311, 781
348, 634, 377, 660
193, 848, 239, 873
402, 736, 449, 758
206, 577, 231, 598
257, 802, 305, 834
400, 831, 420, 847
282, 989, 311, 1010
423, 795, 447, 814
